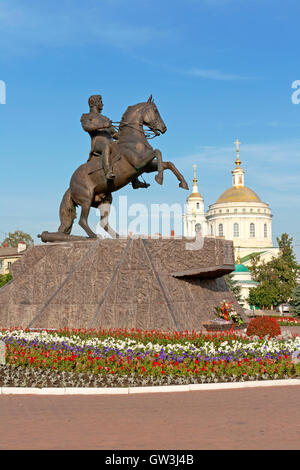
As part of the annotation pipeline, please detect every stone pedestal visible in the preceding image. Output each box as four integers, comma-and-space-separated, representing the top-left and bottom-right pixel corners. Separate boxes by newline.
0, 237, 246, 331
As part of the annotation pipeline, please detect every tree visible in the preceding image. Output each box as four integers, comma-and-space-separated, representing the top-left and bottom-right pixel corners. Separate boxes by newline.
247, 233, 300, 309
225, 273, 243, 304
1, 230, 33, 247
248, 281, 278, 309
290, 285, 300, 317
0, 273, 12, 288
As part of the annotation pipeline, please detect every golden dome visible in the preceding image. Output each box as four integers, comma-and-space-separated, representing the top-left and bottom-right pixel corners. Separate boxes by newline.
216, 186, 261, 203
187, 192, 203, 200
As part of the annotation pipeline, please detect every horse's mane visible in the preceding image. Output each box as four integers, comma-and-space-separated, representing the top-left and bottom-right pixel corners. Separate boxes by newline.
120, 102, 147, 124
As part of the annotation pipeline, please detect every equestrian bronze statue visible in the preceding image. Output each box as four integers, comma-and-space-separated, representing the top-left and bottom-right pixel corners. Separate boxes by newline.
39, 95, 189, 242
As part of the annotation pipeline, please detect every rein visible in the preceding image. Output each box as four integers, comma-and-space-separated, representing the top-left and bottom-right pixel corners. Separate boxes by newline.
112, 121, 158, 140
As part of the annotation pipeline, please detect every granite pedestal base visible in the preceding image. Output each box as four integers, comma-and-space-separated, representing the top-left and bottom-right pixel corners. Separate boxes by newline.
0, 237, 246, 331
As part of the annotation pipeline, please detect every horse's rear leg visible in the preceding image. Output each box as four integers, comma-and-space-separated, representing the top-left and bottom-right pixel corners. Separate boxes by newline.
58, 188, 77, 235
79, 202, 97, 238
99, 196, 119, 239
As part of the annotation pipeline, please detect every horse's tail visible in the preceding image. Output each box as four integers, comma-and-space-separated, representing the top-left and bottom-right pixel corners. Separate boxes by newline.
58, 188, 77, 235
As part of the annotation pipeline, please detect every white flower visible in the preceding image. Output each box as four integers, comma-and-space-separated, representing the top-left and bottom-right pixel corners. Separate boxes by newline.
1, 329, 299, 358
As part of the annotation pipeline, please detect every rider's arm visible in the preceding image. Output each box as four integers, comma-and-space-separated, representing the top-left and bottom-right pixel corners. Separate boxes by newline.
81, 114, 112, 132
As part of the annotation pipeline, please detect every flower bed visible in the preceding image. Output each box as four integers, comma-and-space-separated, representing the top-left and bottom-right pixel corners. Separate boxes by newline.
214, 301, 245, 326
0, 327, 299, 387
276, 317, 300, 327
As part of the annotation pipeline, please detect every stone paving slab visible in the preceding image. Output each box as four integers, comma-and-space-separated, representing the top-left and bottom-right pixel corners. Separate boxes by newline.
1, 386, 300, 450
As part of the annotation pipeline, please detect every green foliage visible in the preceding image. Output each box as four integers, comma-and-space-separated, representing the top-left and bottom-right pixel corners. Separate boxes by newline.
248, 282, 278, 309
290, 285, 300, 317
248, 233, 300, 309
0, 273, 12, 288
1, 230, 33, 247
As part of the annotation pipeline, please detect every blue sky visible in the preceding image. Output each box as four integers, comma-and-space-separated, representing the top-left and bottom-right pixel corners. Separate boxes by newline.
0, 0, 299, 257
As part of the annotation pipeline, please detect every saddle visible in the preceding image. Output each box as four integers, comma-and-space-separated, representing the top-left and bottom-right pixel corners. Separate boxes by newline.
87, 149, 121, 175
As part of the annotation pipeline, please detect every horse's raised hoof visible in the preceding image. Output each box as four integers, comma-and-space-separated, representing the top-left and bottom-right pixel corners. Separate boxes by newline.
179, 181, 189, 190
155, 174, 163, 185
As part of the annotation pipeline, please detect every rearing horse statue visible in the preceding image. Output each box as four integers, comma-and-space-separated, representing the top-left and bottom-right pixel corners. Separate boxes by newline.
41, 96, 189, 241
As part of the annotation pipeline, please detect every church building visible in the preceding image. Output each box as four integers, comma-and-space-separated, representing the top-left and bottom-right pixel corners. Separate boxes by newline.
183, 141, 279, 308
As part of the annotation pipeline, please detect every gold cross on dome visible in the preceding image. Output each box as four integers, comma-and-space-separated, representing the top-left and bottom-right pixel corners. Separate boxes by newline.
235, 139, 241, 153
193, 164, 197, 182
234, 140, 242, 167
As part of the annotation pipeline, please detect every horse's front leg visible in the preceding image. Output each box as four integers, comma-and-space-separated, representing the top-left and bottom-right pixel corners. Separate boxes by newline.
143, 160, 189, 190
153, 149, 164, 185
163, 161, 189, 190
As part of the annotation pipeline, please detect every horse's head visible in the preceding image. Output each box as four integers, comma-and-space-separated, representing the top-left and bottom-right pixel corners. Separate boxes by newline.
142, 95, 167, 136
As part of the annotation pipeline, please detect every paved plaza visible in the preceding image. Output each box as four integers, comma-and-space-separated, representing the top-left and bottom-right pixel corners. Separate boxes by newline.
1, 385, 300, 450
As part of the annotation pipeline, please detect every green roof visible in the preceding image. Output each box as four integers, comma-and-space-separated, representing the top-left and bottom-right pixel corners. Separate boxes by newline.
240, 251, 267, 263
234, 280, 258, 285
234, 264, 250, 273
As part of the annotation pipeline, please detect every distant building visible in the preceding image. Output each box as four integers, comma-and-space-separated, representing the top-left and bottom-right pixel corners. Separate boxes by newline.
183, 164, 207, 238
183, 141, 280, 308
184, 141, 279, 258
0, 242, 27, 275
231, 253, 258, 309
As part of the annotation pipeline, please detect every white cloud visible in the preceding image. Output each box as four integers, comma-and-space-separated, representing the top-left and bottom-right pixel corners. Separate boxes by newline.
188, 0, 245, 6
180, 138, 300, 194
184, 139, 300, 167
186, 68, 249, 81
0, 1, 171, 54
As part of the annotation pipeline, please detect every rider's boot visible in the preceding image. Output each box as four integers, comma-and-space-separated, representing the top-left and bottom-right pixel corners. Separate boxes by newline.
103, 149, 115, 180
132, 177, 150, 189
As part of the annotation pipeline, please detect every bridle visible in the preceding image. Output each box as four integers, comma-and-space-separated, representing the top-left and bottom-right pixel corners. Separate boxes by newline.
112, 121, 159, 140
112, 104, 161, 139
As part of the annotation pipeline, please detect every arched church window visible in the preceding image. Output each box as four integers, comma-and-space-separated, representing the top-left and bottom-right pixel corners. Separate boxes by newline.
250, 223, 255, 237
233, 223, 239, 237
210, 225, 213, 235
196, 202, 200, 209
218, 224, 224, 237
264, 223, 267, 238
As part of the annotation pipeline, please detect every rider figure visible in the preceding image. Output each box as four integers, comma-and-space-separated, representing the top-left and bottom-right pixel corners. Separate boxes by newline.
81, 94, 117, 180
81, 94, 150, 189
